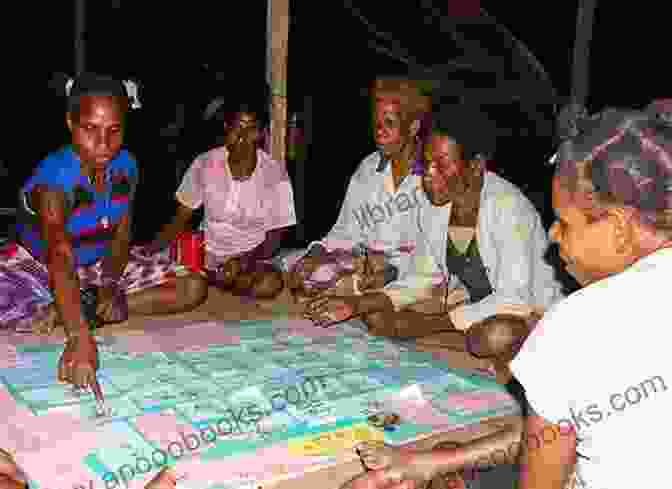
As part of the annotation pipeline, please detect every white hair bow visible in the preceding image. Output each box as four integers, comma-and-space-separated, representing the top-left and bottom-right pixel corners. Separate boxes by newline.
122, 80, 142, 109
64, 77, 142, 109
65, 78, 74, 96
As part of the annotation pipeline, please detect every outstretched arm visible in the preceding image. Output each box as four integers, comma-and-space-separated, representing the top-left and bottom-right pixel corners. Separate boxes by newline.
519, 414, 576, 489
35, 186, 87, 339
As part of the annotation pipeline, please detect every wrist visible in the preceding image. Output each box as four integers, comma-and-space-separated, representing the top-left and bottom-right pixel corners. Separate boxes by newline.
350, 295, 370, 316
66, 321, 91, 341
356, 292, 389, 316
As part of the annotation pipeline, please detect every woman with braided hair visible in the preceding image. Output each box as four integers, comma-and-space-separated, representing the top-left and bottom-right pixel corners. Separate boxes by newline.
511, 107, 672, 488
497, 107, 672, 488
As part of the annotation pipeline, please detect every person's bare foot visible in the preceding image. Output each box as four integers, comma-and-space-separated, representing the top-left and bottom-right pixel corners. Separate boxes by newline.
0, 449, 24, 489
341, 469, 419, 489
145, 467, 177, 489
355, 442, 434, 488
31, 303, 60, 335
428, 442, 466, 489
0, 475, 24, 489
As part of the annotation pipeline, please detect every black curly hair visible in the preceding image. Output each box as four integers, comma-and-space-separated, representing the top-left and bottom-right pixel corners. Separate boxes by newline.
430, 103, 498, 161
67, 73, 129, 118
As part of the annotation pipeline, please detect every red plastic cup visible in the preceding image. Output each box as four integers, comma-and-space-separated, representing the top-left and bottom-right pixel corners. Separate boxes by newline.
171, 231, 204, 272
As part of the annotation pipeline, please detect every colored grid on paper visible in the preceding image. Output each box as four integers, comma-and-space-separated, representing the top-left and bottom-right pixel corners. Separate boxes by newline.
0, 319, 518, 489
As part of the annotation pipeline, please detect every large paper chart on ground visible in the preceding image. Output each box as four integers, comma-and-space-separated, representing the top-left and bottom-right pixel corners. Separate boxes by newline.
0, 319, 519, 489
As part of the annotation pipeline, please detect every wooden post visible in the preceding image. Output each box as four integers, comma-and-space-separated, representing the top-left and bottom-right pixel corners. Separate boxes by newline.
267, 0, 290, 163
75, 0, 86, 75
570, 0, 598, 107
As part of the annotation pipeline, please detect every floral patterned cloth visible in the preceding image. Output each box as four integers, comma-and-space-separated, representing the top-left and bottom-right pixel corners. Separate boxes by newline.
0, 242, 178, 332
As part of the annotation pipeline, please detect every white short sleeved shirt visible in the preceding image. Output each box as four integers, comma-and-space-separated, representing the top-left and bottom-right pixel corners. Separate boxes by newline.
511, 248, 672, 489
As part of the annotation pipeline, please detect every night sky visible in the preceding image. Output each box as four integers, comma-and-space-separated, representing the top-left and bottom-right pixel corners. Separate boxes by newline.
0, 1, 668, 242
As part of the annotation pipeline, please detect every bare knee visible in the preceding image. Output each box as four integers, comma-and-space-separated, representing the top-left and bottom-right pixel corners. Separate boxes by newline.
252, 270, 284, 299
466, 315, 531, 360
179, 273, 209, 308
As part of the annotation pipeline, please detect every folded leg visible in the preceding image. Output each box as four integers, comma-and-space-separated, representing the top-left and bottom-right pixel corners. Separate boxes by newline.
232, 262, 284, 300
117, 246, 208, 316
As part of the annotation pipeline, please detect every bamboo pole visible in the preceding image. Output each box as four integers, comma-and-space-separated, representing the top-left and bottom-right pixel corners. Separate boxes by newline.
267, 0, 290, 162
570, 0, 598, 107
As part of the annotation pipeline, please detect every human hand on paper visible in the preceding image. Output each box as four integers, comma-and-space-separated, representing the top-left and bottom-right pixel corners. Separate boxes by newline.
304, 295, 358, 326
58, 333, 99, 388
145, 467, 177, 489
287, 255, 324, 292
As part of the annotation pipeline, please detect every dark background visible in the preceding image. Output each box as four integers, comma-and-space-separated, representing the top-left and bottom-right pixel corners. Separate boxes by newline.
0, 1, 669, 246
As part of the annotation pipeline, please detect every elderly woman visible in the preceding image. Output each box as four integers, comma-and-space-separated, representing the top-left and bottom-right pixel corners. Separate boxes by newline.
149, 101, 296, 299
286, 77, 431, 307
510, 107, 672, 488
344, 106, 672, 489
306, 104, 561, 345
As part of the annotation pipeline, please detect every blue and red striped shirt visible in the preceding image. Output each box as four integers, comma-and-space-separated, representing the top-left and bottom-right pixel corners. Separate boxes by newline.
16, 146, 137, 266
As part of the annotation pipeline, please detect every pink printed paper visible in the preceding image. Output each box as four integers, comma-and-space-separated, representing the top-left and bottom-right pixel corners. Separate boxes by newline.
0, 386, 32, 420
439, 391, 516, 411
109, 321, 241, 354
133, 412, 210, 454
15, 444, 100, 489
166, 444, 337, 488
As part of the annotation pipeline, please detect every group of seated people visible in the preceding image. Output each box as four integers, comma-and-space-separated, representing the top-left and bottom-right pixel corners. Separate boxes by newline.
1, 73, 669, 489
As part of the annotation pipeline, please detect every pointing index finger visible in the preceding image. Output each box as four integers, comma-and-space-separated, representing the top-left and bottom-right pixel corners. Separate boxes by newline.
90, 375, 104, 403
